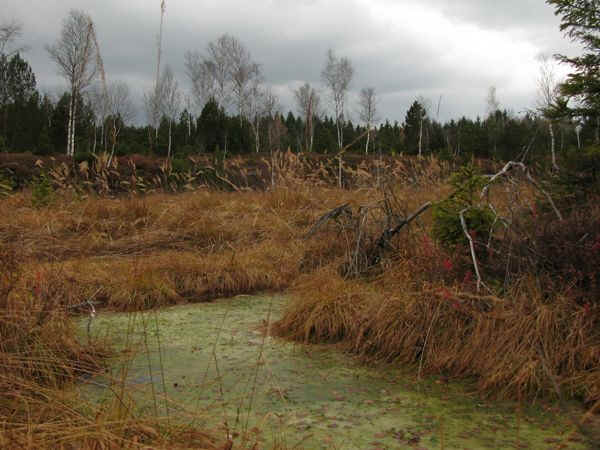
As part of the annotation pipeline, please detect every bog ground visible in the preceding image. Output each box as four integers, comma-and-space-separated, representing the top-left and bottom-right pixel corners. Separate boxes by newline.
1, 153, 599, 448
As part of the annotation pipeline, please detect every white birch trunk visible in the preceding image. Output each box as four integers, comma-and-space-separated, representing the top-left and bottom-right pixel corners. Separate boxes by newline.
255, 120, 260, 153
71, 100, 78, 157
418, 117, 423, 157
549, 121, 558, 171
168, 119, 172, 159
67, 96, 74, 156
92, 123, 97, 154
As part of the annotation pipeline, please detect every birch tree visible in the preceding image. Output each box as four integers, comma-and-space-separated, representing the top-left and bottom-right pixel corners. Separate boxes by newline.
190, 34, 239, 109
152, 0, 166, 141
87, 84, 109, 153
416, 95, 431, 156
0, 20, 25, 56
359, 87, 378, 154
248, 83, 278, 153
159, 66, 181, 159
486, 86, 502, 156
321, 49, 353, 150
46, 10, 98, 156
185, 34, 260, 116
144, 87, 162, 149
226, 36, 261, 121
184, 51, 215, 112
536, 54, 566, 170
107, 81, 135, 163
294, 82, 320, 152
183, 95, 195, 141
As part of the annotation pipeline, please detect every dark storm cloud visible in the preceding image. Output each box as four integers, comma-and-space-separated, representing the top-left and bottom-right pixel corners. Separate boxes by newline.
2, 0, 582, 124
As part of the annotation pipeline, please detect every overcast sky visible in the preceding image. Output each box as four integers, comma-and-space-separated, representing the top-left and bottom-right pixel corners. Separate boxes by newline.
3, 0, 581, 124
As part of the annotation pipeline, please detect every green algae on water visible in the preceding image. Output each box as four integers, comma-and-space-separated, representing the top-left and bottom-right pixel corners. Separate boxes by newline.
78, 295, 588, 449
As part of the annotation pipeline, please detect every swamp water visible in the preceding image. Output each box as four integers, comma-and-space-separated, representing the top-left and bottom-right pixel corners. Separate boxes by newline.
79, 295, 586, 449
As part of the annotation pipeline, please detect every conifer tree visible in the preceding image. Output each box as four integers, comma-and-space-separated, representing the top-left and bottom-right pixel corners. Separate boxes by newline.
547, 0, 600, 140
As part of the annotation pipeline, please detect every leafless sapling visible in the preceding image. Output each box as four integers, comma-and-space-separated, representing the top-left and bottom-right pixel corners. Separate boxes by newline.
359, 87, 378, 154
321, 49, 354, 150
294, 82, 320, 152
106, 81, 136, 165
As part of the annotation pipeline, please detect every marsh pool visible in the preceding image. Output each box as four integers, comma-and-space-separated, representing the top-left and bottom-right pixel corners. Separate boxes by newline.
79, 295, 587, 449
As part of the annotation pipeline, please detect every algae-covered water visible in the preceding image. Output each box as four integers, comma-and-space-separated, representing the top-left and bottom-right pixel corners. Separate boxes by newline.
79, 295, 587, 449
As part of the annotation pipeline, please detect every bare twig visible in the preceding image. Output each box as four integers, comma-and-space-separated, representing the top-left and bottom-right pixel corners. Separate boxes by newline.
460, 207, 489, 293
481, 160, 563, 221
68, 287, 102, 342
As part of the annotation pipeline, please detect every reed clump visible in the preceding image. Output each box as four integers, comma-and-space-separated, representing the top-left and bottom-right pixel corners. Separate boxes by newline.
273, 170, 600, 415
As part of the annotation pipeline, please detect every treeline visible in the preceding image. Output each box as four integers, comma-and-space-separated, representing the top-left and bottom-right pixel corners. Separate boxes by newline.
0, 71, 594, 164
0, 59, 594, 163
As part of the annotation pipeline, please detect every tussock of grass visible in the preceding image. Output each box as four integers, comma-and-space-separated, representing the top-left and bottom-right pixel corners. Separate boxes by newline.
274, 259, 600, 407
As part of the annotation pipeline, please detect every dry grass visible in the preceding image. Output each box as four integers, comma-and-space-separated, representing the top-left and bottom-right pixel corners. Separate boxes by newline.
271, 173, 600, 440
2, 153, 599, 446
0, 177, 381, 448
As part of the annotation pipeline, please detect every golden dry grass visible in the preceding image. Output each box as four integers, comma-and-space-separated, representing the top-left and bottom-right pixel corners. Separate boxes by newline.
2, 153, 599, 447
0, 180, 386, 448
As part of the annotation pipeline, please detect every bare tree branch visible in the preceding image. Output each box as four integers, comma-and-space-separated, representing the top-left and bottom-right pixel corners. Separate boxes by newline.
359, 87, 378, 154
322, 49, 353, 150
0, 20, 26, 56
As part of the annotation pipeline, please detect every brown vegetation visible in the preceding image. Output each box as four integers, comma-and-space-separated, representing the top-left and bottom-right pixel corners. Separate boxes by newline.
1, 152, 599, 446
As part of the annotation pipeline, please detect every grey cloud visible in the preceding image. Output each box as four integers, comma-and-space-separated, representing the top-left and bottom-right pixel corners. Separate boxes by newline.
3, 0, 582, 125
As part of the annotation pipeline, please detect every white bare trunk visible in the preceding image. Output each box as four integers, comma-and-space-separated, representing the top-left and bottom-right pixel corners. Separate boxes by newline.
255, 120, 260, 153
70, 99, 78, 157
336, 119, 343, 150
365, 124, 371, 154
418, 117, 423, 157
92, 123, 97, 154
67, 98, 73, 156
336, 103, 343, 150
168, 119, 172, 159
549, 122, 558, 171
111, 121, 117, 156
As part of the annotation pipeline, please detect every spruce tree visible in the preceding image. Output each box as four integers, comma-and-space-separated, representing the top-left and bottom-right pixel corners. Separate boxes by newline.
547, 0, 600, 136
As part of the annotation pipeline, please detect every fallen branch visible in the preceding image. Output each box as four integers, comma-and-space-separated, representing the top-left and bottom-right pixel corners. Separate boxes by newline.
366, 201, 432, 267
304, 203, 352, 238
481, 160, 563, 221
460, 207, 490, 293
68, 287, 102, 342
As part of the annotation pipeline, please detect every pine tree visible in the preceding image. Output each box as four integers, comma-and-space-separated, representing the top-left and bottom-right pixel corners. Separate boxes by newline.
547, 0, 600, 140
404, 101, 426, 155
